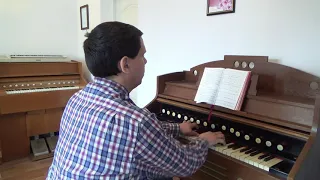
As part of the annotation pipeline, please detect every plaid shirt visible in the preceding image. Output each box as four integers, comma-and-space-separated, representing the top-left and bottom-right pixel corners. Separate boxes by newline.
46, 77, 209, 180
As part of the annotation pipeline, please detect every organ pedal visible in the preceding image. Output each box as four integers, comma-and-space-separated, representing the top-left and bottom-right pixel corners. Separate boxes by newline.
30, 135, 49, 157
45, 132, 58, 153
30, 133, 59, 161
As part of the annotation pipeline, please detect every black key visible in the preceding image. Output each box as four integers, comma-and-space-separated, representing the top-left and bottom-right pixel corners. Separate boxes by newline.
224, 135, 232, 142
240, 147, 251, 152
230, 144, 240, 149
264, 155, 275, 162
250, 151, 261, 156
232, 145, 242, 150
228, 144, 236, 148
258, 153, 270, 159
225, 138, 232, 144
245, 149, 256, 154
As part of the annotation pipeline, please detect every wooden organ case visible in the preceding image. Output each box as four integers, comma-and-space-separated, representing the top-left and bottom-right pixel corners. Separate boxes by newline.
145, 55, 320, 180
0, 61, 87, 163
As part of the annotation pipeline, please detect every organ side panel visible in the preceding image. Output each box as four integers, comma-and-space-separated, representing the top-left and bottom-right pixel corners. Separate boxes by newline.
0, 139, 2, 164
0, 113, 29, 162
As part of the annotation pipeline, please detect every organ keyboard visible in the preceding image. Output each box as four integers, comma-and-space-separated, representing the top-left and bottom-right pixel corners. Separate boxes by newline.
145, 55, 320, 180
0, 60, 87, 163
5, 86, 80, 94
186, 136, 285, 173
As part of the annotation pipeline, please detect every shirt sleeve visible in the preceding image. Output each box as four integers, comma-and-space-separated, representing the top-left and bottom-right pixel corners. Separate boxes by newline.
134, 114, 209, 178
159, 121, 181, 138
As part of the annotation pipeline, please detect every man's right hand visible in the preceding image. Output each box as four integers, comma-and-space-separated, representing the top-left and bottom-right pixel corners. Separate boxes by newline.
199, 131, 226, 146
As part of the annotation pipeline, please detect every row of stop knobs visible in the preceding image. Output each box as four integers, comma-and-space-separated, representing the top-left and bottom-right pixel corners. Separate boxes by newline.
161, 108, 284, 152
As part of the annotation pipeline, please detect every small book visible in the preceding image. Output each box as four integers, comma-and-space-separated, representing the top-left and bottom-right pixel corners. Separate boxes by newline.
194, 67, 251, 111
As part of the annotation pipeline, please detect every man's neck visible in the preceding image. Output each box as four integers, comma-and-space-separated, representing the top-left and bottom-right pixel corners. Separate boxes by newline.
107, 76, 133, 92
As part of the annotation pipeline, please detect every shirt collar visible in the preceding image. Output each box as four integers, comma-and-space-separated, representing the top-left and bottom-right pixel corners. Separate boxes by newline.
93, 77, 130, 100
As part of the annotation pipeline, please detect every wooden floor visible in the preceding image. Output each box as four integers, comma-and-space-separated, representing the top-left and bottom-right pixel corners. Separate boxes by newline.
0, 158, 181, 180
0, 158, 52, 180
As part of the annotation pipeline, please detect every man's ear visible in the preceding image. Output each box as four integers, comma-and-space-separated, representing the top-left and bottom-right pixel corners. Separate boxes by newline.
118, 56, 130, 74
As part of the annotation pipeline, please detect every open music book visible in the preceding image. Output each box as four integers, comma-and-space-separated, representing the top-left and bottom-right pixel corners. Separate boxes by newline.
194, 67, 251, 110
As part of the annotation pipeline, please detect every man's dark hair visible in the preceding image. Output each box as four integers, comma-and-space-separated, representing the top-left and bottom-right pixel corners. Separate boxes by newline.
83, 21, 143, 77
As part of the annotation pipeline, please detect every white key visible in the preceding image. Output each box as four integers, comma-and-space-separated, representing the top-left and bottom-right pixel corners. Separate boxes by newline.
209, 139, 284, 173
223, 146, 244, 156
230, 147, 250, 159
253, 155, 270, 168
259, 157, 283, 171
246, 153, 264, 165
239, 150, 254, 161
215, 143, 234, 153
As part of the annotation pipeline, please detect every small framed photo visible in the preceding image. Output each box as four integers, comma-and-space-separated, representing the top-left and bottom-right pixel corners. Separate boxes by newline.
207, 0, 235, 16
80, 4, 89, 30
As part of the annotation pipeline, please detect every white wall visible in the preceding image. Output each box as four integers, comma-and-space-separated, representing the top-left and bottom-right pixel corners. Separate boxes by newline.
101, 0, 114, 23
0, 0, 78, 59
137, 0, 320, 107
0, 0, 103, 82
1, 0, 319, 108
77, 0, 102, 81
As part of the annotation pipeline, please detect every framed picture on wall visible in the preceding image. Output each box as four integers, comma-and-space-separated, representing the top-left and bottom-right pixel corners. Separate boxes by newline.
80, 4, 89, 30
207, 0, 236, 16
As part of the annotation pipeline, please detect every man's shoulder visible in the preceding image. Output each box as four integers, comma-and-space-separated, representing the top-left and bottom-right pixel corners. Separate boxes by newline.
116, 102, 153, 123
68, 83, 155, 124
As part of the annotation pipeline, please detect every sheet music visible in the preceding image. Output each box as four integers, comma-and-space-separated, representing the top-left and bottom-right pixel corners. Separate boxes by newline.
194, 68, 224, 104
215, 69, 249, 110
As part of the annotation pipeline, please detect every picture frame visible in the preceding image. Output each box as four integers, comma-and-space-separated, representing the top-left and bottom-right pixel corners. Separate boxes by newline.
207, 0, 236, 16
80, 4, 89, 30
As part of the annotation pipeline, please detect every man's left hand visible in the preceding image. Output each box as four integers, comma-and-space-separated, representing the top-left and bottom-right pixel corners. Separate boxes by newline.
179, 121, 199, 136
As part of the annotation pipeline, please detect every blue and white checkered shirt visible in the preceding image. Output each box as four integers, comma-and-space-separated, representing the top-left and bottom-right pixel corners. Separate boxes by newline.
46, 77, 209, 180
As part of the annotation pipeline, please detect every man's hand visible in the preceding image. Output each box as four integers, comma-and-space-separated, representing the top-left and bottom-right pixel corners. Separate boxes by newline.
179, 121, 199, 136
199, 131, 225, 146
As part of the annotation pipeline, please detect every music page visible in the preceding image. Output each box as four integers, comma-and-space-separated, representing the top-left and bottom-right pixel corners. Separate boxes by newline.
194, 67, 224, 104
214, 69, 249, 110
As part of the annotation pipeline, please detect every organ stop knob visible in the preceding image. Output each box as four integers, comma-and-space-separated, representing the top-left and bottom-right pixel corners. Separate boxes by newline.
244, 135, 250, 141
277, 144, 284, 151
255, 138, 262, 144
203, 122, 208, 126
222, 125, 226, 131
266, 141, 272, 147
235, 131, 241, 137
277, 142, 287, 151
230, 128, 235, 133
